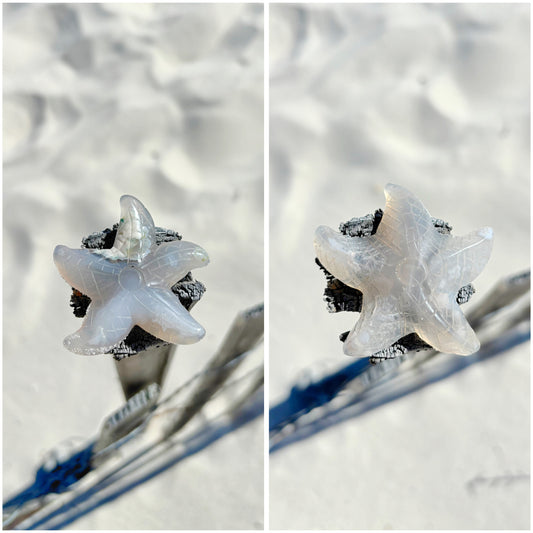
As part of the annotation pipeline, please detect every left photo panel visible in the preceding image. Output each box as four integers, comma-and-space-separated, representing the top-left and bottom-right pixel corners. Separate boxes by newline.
3, 4, 264, 530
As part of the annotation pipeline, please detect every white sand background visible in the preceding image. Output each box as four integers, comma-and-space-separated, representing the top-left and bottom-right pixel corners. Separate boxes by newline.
270, 3, 529, 530
3, 3, 263, 529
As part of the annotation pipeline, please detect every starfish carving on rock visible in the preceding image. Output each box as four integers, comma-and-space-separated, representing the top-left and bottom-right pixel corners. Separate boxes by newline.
54, 195, 209, 355
314, 183, 493, 357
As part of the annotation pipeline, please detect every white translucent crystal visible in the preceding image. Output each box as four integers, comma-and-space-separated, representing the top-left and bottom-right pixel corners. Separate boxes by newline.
314, 183, 493, 357
54, 196, 209, 355
93, 195, 156, 261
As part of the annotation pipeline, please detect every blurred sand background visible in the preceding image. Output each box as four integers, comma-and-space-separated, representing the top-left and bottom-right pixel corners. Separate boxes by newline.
270, 3, 529, 530
3, 3, 263, 529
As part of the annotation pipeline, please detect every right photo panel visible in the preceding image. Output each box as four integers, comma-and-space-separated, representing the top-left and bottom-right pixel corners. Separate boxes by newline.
269, 3, 530, 530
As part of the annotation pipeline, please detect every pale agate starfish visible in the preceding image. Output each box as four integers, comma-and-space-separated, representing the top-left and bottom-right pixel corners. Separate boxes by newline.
314, 183, 493, 357
54, 195, 209, 355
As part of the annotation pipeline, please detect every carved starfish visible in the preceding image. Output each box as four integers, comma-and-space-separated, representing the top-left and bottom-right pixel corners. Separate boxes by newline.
314, 183, 493, 357
54, 195, 209, 355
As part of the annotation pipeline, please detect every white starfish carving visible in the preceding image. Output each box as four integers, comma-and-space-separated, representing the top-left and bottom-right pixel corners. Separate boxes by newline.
54, 196, 209, 355
314, 183, 493, 357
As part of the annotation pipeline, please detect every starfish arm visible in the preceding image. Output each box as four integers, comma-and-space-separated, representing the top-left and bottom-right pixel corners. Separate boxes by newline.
54, 245, 122, 300
430, 227, 493, 290
343, 295, 411, 357
132, 287, 205, 345
314, 225, 385, 288
140, 241, 210, 287
63, 292, 134, 355
111, 195, 157, 261
377, 183, 436, 256
414, 293, 480, 355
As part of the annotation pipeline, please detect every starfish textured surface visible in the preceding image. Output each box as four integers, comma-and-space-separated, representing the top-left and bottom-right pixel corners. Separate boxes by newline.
54, 196, 209, 355
314, 183, 493, 357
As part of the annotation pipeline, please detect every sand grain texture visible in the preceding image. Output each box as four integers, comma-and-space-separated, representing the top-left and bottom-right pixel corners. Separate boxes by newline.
3, 4, 264, 529
269, 4, 529, 530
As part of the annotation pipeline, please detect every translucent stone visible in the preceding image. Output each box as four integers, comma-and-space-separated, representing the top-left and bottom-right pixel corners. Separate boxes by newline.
93, 195, 156, 261
314, 183, 493, 357
54, 196, 209, 355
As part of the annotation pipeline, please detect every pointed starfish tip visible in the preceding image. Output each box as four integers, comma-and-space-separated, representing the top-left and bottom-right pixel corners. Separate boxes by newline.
314, 224, 327, 240
461, 338, 480, 356
196, 247, 210, 264
53, 244, 67, 259
384, 182, 406, 195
